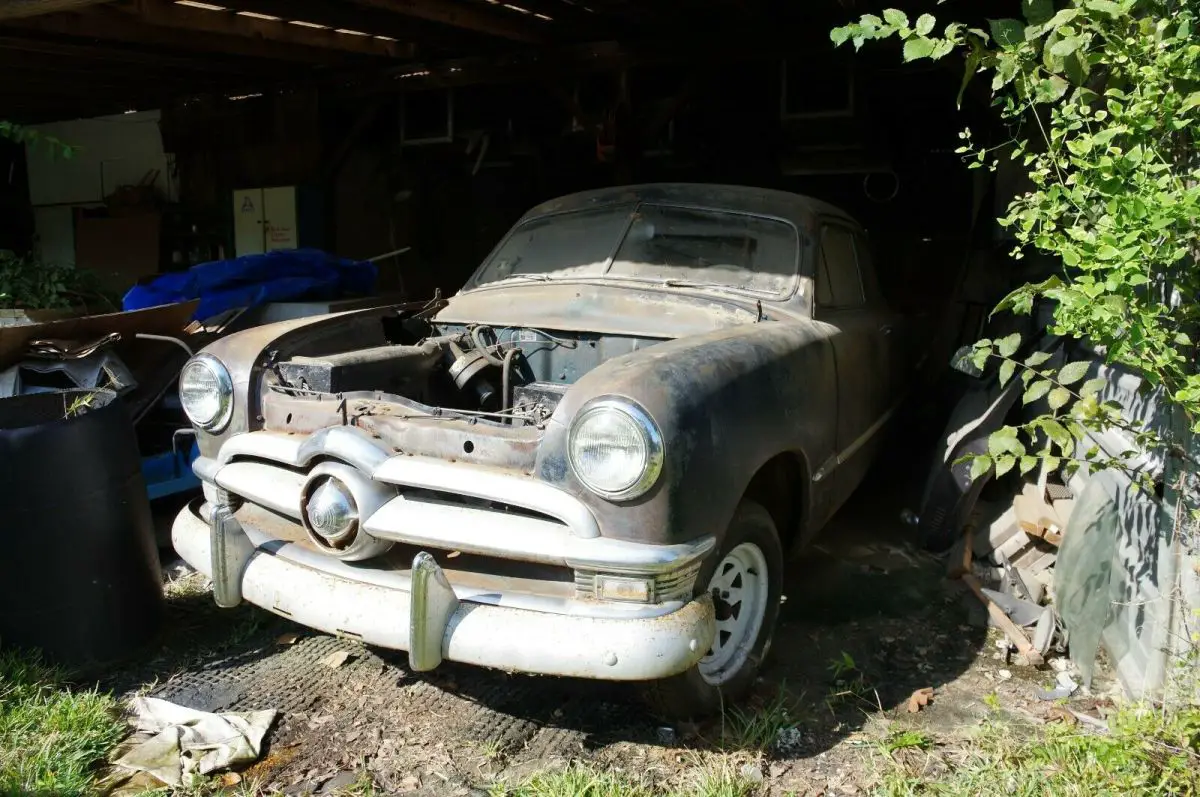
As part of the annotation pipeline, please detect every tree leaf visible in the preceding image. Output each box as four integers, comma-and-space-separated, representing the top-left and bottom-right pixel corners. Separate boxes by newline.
1058, 360, 1090, 385
1019, 455, 1039, 474
1079, 376, 1108, 398
969, 454, 993, 482
883, 8, 909, 28
1043, 419, 1074, 451
1022, 0, 1054, 25
1024, 379, 1052, 404
1048, 386, 1072, 410
999, 359, 1017, 386
988, 17, 1026, 47
994, 454, 1016, 477
1084, 0, 1123, 15
957, 43, 984, 107
989, 426, 1026, 458
997, 332, 1022, 357
1024, 351, 1053, 367
915, 13, 937, 35
903, 36, 936, 61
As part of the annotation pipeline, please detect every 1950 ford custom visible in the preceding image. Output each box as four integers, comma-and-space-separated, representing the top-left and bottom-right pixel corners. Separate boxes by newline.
173, 184, 912, 715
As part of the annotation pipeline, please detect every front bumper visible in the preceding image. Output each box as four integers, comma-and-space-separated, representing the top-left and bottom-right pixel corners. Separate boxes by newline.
173, 499, 716, 680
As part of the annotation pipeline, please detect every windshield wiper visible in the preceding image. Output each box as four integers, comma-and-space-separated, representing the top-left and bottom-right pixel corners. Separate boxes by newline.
491, 273, 553, 284
661, 278, 774, 296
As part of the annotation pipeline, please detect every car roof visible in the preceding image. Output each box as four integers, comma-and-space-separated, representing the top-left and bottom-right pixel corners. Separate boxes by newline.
520, 183, 857, 231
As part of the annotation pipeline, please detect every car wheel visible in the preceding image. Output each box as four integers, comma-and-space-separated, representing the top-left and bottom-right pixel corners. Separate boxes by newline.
643, 500, 784, 719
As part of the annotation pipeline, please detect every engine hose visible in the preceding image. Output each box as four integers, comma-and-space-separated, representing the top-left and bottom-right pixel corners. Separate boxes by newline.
501, 347, 518, 417
470, 325, 507, 366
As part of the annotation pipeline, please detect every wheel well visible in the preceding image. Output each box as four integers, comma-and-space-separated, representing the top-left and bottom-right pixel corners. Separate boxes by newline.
743, 452, 807, 550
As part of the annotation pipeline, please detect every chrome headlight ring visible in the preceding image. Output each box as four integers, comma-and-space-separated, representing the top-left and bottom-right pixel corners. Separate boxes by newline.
179, 353, 234, 433
567, 396, 665, 501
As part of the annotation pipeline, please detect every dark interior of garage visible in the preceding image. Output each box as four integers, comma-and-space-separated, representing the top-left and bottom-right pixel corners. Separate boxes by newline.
0, 0, 1032, 336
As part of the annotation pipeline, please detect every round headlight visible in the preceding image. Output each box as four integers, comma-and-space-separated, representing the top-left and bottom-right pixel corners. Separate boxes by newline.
179, 354, 233, 432
568, 398, 664, 500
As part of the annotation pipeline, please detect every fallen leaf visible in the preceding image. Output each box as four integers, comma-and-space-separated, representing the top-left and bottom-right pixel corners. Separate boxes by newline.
276, 632, 301, 645
447, 551, 461, 559
220, 772, 243, 787
321, 650, 354, 669
906, 687, 934, 713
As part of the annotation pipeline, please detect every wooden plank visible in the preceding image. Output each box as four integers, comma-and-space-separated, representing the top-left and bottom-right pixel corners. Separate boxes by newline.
961, 573, 1045, 666
0, 32, 286, 74
10, 6, 351, 63
223, 0, 472, 48
0, 0, 112, 20
128, 0, 414, 58
351, 0, 546, 43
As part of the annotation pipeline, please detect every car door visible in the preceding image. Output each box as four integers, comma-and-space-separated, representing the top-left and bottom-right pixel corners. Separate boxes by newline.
813, 222, 891, 508
851, 230, 906, 402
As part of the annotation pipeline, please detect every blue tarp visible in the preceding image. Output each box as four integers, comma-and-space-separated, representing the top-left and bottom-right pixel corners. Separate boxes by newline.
122, 249, 377, 321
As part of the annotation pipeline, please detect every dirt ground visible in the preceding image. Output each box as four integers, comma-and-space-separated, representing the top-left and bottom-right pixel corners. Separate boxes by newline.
108, 444, 1117, 797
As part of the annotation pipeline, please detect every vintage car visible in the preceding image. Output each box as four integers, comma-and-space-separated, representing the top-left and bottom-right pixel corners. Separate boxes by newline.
173, 184, 911, 715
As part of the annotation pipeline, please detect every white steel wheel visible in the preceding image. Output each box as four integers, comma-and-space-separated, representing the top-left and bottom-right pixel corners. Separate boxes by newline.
642, 500, 783, 719
698, 541, 771, 686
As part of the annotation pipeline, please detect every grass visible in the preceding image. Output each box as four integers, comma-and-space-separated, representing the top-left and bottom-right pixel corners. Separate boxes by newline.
492, 756, 759, 797
0, 647, 125, 796
876, 704, 1200, 796
719, 685, 800, 752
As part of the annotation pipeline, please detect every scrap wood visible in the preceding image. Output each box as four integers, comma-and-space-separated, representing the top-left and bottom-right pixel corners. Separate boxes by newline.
1014, 487, 1065, 546
953, 517, 1045, 666
962, 572, 1045, 666
906, 687, 934, 713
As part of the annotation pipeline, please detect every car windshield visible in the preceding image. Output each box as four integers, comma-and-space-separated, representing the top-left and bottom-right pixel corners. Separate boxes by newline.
472, 202, 799, 296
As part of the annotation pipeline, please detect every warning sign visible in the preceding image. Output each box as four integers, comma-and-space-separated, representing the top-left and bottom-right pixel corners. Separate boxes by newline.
240, 195, 255, 213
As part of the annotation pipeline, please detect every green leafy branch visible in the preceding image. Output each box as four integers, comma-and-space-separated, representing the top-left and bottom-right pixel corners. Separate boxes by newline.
961, 332, 1171, 493
834, 0, 1200, 490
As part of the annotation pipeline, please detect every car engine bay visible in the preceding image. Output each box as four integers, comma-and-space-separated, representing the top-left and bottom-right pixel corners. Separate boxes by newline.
265, 311, 665, 428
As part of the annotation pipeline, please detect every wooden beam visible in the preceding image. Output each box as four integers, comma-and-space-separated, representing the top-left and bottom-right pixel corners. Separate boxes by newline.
0, 33, 286, 74
222, 0, 475, 49
0, 0, 112, 20
126, 0, 414, 59
7, 7, 352, 63
350, 0, 546, 44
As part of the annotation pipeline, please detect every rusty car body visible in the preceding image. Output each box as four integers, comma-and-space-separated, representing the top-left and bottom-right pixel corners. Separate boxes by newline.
172, 184, 912, 713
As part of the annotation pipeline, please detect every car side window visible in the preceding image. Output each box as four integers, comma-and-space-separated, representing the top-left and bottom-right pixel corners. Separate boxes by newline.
816, 225, 865, 309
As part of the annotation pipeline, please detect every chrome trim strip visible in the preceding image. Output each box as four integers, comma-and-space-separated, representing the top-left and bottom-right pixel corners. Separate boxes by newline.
813, 402, 899, 483
364, 492, 715, 573
216, 427, 389, 473
215, 462, 305, 519
372, 456, 601, 539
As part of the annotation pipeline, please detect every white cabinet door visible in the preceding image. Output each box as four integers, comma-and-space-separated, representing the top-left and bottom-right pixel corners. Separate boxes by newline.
263, 186, 298, 251
233, 188, 265, 256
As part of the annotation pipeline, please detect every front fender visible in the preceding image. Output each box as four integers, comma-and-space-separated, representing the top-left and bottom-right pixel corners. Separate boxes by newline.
536, 321, 838, 545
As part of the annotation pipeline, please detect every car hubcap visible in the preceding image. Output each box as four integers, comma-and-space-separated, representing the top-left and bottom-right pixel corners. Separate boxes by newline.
698, 542, 770, 686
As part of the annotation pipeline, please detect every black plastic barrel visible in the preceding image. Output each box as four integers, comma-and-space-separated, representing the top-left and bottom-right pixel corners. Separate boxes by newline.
0, 388, 163, 673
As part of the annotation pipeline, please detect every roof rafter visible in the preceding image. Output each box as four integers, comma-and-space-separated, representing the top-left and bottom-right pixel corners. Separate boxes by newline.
6, 6, 356, 63
349, 0, 547, 44
123, 0, 413, 58
0, 0, 113, 20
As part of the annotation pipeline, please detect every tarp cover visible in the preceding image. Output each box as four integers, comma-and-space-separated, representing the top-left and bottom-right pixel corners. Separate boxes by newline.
122, 249, 376, 322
